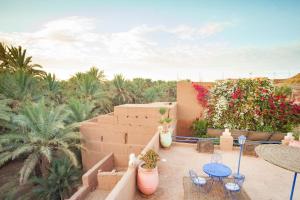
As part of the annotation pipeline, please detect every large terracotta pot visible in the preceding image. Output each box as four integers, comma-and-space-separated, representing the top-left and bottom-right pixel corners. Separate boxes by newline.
160, 131, 172, 148
269, 132, 285, 141
137, 164, 159, 195
247, 131, 272, 141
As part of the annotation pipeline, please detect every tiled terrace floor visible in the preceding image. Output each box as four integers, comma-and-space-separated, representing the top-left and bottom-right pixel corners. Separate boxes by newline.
135, 143, 300, 200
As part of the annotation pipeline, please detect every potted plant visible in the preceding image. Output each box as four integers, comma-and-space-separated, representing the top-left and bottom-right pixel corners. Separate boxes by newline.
191, 118, 208, 137
137, 149, 160, 195
158, 107, 173, 148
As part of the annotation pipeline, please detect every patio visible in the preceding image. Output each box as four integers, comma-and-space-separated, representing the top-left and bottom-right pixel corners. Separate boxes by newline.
135, 143, 300, 200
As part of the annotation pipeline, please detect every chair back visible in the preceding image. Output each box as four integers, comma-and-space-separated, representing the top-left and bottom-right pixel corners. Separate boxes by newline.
211, 153, 222, 163
189, 169, 206, 186
234, 174, 245, 187
189, 169, 198, 179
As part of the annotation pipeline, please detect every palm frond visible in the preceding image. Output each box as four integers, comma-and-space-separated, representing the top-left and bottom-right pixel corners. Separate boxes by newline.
11, 144, 33, 160
40, 146, 52, 163
19, 153, 39, 184
57, 148, 79, 167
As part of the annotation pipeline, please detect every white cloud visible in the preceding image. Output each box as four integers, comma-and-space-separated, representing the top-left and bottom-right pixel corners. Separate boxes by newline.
168, 22, 231, 40
0, 16, 299, 81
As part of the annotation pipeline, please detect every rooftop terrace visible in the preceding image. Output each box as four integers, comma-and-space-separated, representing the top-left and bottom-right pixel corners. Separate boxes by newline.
135, 143, 300, 200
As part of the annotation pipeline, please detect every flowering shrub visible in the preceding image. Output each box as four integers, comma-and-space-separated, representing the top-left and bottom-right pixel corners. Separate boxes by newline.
206, 78, 300, 132
192, 83, 209, 107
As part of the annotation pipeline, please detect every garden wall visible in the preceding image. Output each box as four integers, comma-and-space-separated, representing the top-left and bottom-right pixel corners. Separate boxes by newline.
81, 102, 177, 171
69, 102, 176, 200
176, 81, 212, 136
105, 132, 160, 200
67, 153, 114, 200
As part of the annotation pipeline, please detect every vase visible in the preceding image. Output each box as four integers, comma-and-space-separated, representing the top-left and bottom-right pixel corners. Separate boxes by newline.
160, 130, 172, 148
137, 164, 159, 195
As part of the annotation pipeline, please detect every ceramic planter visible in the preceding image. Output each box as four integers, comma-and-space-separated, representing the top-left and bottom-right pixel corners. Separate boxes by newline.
160, 131, 172, 148
269, 132, 285, 141
247, 131, 272, 141
137, 164, 159, 195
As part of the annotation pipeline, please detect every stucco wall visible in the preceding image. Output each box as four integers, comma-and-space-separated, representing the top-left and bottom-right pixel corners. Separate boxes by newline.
176, 81, 212, 136
105, 132, 160, 200
81, 102, 177, 171
67, 153, 114, 200
69, 102, 177, 200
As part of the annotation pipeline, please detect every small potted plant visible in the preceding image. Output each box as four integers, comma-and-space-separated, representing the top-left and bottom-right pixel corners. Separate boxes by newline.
137, 149, 160, 195
158, 107, 173, 148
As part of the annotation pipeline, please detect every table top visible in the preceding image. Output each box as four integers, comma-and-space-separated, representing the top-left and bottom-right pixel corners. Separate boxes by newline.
203, 163, 232, 178
255, 144, 300, 173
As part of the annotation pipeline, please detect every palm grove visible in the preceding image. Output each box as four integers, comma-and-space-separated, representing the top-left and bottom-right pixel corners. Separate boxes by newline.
0, 43, 176, 199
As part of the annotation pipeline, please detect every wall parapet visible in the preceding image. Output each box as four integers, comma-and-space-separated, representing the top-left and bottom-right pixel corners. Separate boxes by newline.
105, 131, 160, 200
67, 153, 114, 200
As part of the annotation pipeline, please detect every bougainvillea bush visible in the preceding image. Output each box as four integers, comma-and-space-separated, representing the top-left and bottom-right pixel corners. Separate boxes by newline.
206, 78, 300, 132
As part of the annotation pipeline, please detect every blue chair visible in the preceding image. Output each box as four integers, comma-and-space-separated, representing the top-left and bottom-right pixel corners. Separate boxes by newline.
189, 169, 207, 192
211, 153, 222, 163
224, 174, 245, 200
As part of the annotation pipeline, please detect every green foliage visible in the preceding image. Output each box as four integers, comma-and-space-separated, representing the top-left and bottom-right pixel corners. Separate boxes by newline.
0, 100, 80, 184
0, 43, 177, 198
0, 95, 13, 130
111, 74, 133, 105
0, 71, 39, 103
67, 98, 94, 123
159, 107, 167, 115
191, 119, 208, 137
43, 73, 62, 105
164, 117, 172, 124
139, 149, 159, 169
275, 85, 292, 97
0, 43, 45, 77
32, 158, 81, 200
207, 78, 300, 132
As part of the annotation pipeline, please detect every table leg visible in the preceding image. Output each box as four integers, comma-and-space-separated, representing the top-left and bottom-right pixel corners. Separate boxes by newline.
290, 172, 297, 200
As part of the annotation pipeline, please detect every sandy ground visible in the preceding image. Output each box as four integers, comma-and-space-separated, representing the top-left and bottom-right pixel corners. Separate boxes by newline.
136, 143, 300, 200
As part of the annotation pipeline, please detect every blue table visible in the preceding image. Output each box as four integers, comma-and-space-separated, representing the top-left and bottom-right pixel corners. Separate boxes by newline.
203, 163, 232, 193
203, 163, 232, 178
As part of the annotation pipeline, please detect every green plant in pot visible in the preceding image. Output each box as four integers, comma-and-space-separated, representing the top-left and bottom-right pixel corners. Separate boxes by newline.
158, 107, 173, 148
191, 118, 208, 138
137, 149, 160, 195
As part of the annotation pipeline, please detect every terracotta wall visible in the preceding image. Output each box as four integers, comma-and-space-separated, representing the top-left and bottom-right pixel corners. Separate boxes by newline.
176, 81, 212, 136
81, 102, 177, 171
105, 132, 160, 200
69, 102, 177, 200
67, 153, 114, 200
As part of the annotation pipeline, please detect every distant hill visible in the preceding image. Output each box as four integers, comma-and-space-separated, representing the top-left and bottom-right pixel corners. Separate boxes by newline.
284, 73, 300, 84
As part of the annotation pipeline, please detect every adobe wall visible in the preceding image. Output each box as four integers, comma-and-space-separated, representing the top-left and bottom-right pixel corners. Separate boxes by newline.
81, 102, 177, 171
105, 132, 160, 200
69, 102, 177, 200
176, 81, 212, 136
67, 153, 114, 200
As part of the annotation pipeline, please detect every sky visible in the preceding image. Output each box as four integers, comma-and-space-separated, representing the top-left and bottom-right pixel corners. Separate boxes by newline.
0, 0, 300, 81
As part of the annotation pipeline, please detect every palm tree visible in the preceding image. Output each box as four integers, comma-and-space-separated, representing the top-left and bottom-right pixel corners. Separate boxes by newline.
0, 95, 13, 131
129, 78, 149, 103
66, 70, 112, 113
32, 158, 81, 200
0, 43, 46, 77
86, 66, 106, 82
43, 73, 62, 105
111, 74, 133, 105
66, 98, 95, 123
0, 100, 80, 184
0, 71, 39, 103
143, 87, 160, 103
